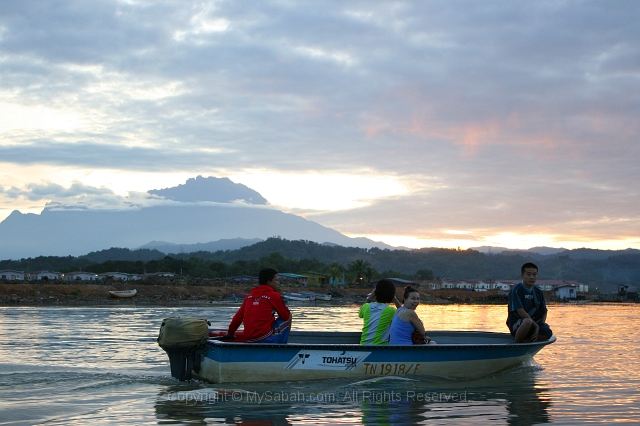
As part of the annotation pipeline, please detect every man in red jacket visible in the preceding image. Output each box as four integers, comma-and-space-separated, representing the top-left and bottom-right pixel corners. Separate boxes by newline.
224, 268, 292, 343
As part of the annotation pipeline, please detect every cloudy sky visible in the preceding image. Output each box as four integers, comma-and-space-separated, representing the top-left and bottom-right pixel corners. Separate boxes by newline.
1, 0, 639, 250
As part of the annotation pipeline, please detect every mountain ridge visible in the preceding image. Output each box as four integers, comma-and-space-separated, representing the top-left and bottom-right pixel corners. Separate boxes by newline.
0, 177, 396, 259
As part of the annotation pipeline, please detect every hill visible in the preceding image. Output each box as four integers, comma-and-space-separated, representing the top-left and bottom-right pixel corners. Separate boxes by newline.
138, 238, 263, 254
2, 238, 638, 293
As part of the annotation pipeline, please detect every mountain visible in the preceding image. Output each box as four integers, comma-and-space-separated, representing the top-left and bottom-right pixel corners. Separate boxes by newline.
558, 248, 640, 260
0, 177, 394, 259
471, 246, 567, 256
471, 246, 640, 260
138, 238, 264, 254
149, 176, 268, 204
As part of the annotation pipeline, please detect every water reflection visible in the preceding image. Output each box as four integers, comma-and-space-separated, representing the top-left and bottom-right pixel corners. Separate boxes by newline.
153, 369, 550, 425
356, 371, 550, 425
155, 383, 294, 425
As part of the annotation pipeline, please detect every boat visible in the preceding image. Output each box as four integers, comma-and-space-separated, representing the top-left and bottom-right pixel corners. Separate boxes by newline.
283, 292, 315, 302
109, 289, 137, 298
160, 328, 556, 384
223, 292, 248, 300
299, 291, 332, 301
314, 293, 332, 301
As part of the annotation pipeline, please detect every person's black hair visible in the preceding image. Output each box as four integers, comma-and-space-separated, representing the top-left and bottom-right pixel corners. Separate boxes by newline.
259, 268, 278, 284
375, 279, 396, 303
521, 262, 538, 275
402, 285, 419, 302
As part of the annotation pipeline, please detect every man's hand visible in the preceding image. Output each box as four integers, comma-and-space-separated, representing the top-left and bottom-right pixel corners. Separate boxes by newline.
218, 333, 235, 341
530, 322, 540, 342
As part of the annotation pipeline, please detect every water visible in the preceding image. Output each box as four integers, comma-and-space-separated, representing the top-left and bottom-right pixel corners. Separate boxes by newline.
0, 303, 638, 425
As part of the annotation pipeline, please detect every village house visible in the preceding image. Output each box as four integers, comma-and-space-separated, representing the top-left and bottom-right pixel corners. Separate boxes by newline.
391, 277, 418, 288
456, 279, 497, 291
416, 278, 587, 294
534, 280, 562, 291
29, 271, 61, 281
487, 279, 588, 293
532, 280, 588, 293
440, 279, 456, 289
143, 272, 176, 278
305, 271, 331, 286
63, 271, 99, 282
420, 280, 441, 290
279, 272, 309, 285
371, 277, 418, 289
454, 280, 474, 290
555, 284, 577, 299
472, 280, 493, 291
0, 269, 25, 281
97, 272, 139, 281
493, 280, 519, 291
329, 276, 346, 286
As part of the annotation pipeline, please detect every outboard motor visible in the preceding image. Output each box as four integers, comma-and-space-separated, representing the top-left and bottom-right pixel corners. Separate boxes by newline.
157, 317, 210, 381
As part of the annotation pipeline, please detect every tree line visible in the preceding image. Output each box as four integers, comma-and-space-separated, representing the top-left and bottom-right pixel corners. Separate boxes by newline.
2, 238, 639, 292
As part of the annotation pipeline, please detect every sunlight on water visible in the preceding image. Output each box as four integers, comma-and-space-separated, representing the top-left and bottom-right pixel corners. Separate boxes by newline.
0, 303, 639, 424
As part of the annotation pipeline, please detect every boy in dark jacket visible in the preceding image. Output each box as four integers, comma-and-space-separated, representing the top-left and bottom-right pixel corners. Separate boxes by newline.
507, 262, 553, 343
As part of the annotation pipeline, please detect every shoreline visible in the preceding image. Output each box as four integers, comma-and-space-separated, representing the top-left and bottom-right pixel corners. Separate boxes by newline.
0, 282, 510, 307
0, 282, 612, 307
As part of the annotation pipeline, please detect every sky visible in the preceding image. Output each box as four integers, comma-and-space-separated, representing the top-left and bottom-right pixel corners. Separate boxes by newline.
1, 0, 639, 251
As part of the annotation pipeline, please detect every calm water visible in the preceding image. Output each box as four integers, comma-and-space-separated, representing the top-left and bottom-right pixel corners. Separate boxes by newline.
0, 303, 638, 425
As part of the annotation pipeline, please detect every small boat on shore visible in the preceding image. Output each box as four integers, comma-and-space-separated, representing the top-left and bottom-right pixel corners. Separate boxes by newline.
283, 292, 315, 302
224, 293, 248, 300
159, 327, 556, 384
109, 289, 137, 298
299, 291, 332, 301
313, 293, 332, 301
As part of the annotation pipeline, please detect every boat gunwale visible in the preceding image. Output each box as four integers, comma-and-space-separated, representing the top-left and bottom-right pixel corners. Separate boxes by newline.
206, 334, 556, 350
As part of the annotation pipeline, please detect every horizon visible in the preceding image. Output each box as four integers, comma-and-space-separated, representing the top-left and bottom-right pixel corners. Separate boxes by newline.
1, 2, 639, 252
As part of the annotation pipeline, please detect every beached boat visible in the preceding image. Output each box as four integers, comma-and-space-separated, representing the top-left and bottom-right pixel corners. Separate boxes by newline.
109, 289, 137, 298
314, 293, 332, 301
283, 292, 315, 302
299, 291, 332, 301
161, 329, 556, 383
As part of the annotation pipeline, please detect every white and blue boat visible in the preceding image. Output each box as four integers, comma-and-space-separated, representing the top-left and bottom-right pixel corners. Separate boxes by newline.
299, 291, 333, 301
161, 328, 556, 384
282, 292, 315, 302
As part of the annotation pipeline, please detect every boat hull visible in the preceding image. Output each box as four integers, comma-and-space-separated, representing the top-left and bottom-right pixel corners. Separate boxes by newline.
283, 295, 311, 301
314, 294, 332, 301
109, 290, 137, 298
186, 331, 555, 383
283, 292, 316, 301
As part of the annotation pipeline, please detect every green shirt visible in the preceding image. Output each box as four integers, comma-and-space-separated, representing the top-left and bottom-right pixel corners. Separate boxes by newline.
359, 302, 396, 345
